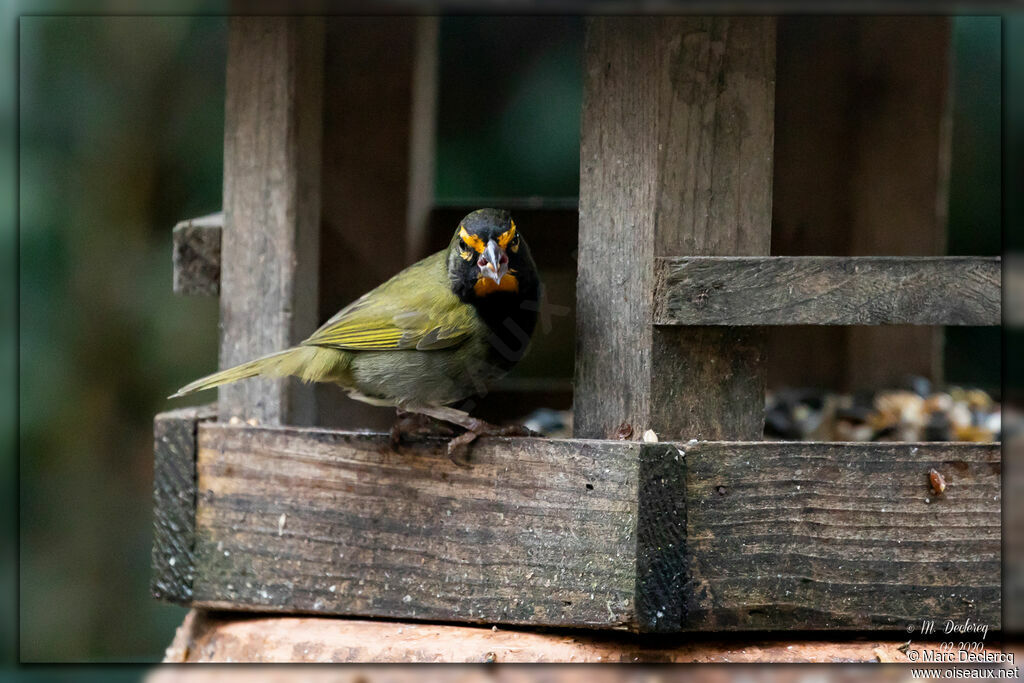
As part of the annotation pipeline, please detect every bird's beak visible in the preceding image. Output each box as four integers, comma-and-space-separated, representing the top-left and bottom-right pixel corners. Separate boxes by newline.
479, 239, 509, 284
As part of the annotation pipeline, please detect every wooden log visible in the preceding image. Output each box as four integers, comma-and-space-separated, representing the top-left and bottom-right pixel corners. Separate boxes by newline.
576, 17, 775, 441
172, 213, 222, 296
685, 441, 1001, 630
150, 423, 1000, 632
152, 405, 216, 604
654, 256, 1001, 326
156, 609, 952, 664
219, 17, 324, 426
189, 424, 685, 633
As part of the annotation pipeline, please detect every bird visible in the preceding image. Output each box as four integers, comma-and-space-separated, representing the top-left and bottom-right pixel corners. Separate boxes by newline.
171, 208, 542, 461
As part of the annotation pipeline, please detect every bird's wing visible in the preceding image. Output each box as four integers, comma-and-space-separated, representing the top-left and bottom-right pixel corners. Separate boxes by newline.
302, 252, 477, 352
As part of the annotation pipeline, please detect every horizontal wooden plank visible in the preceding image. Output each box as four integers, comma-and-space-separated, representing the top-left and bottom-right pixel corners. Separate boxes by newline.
190, 424, 685, 632
157, 609, 953, 664
172, 213, 222, 296
163, 424, 1000, 632
685, 441, 1001, 630
653, 256, 1001, 326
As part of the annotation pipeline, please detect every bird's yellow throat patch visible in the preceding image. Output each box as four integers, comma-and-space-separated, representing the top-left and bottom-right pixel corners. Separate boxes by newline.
474, 272, 519, 296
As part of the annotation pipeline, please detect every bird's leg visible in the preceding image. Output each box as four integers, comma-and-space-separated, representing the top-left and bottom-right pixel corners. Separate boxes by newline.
406, 405, 538, 466
389, 409, 456, 450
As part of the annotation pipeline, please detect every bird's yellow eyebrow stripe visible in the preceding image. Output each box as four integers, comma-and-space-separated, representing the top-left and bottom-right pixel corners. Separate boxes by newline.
497, 223, 516, 249
459, 226, 487, 254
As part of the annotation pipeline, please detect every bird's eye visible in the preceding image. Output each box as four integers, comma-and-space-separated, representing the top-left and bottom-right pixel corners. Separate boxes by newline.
458, 238, 468, 251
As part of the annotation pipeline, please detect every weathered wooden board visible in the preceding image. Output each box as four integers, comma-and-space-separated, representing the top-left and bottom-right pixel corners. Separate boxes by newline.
654, 256, 1001, 326
189, 424, 686, 632
172, 213, 222, 296
154, 423, 1000, 632
157, 609, 945, 664
219, 17, 323, 426
152, 405, 216, 604
685, 441, 1001, 630
576, 17, 775, 442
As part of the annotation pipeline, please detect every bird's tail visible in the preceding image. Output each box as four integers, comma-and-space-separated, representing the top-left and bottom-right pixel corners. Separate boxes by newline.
169, 345, 349, 399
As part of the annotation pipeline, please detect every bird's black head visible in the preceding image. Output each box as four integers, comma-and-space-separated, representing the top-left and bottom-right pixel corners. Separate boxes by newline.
447, 208, 537, 303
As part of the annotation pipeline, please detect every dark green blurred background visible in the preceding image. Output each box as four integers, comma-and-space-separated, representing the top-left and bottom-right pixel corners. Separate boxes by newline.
14, 14, 1006, 663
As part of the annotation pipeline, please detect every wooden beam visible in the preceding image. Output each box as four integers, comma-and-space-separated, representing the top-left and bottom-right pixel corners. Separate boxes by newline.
157, 610, 950, 664
575, 17, 776, 441
172, 213, 222, 296
654, 256, 1001, 326
219, 17, 324, 426
189, 424, 685, 633
150, 423, 1000, 632
685, 441, 1000, 630
151, 405, 216, 604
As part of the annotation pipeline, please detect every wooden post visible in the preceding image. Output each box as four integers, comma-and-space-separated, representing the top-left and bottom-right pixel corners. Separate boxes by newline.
316, 17, 434, 431
406, 16, 440, 261
219, 17, 324, 426
576, 17, 776, 440
844, 17, 952, 391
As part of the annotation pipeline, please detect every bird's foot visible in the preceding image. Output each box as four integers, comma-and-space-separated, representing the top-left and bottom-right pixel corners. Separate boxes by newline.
444, 419, 539, 467
389, 410, 457, 450
400, 405, 538, 467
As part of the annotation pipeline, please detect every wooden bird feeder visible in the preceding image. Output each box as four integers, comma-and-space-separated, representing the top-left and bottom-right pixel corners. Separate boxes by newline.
154, 16, 1002, 662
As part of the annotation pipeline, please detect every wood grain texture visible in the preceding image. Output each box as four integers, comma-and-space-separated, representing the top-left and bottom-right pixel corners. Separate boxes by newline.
684, 441, 1001, 630
635, 443, 687, 631
220, 17, 324, 426
654, 256, 1001, 326
166, 424, 999, 632
190, 424, 686, 632
172, 213, 222, 296
152, 405, 215, 604
157, 610, 946, 664
576, 17, 775, 441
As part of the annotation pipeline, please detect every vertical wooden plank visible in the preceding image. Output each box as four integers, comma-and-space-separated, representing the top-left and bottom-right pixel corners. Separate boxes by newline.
768, 16, 858, 390
219, 17, 324, 426
316, 17, 419, 431
634, 443, 687, 632
844, 17, 952, 392
769, 17, 952, 393
576, 17, 775, 440
151, 405, 215, 604
406, 16, 440, 261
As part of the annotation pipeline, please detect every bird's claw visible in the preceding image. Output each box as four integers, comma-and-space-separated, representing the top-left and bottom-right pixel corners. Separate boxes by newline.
443, 422, 539, 467
446, 430, 478, 468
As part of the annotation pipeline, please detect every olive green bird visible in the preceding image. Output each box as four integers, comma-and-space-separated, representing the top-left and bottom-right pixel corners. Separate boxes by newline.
171, 208, 541, 458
